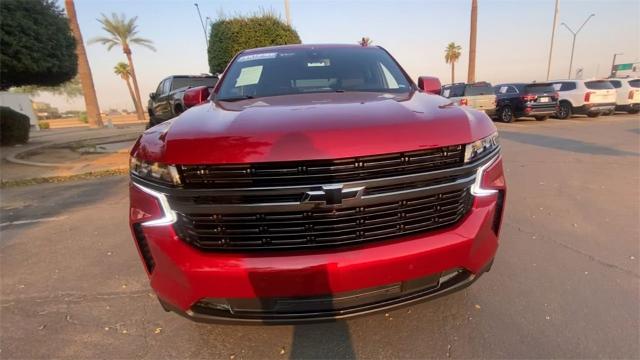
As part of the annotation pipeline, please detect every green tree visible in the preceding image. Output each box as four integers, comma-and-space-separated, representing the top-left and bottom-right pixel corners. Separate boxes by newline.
0, 0, 78, 90
444, 42, 462, 84
113, 62, 139, 114
208, 13, 301, 74
89, 13, 155, 120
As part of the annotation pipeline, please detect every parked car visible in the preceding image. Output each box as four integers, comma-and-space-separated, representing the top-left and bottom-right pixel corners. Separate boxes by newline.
147, 75, 218, 127
441, 82, 496, 116
129, 44, 506, 324
493, 82, 559, 122
550, 79, 616, 119
607, 78, 640, 114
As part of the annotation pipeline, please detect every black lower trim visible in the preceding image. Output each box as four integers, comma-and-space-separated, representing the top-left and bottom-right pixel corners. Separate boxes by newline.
159, 260, 494, 325
132, 223, 155, 274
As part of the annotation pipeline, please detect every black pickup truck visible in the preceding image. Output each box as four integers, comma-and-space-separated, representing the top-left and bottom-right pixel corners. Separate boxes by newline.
147, 75, 218, 127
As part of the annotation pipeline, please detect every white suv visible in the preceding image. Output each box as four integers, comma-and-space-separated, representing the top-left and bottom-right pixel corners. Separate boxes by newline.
607, 78, 640, 114
551, 79, 617, 119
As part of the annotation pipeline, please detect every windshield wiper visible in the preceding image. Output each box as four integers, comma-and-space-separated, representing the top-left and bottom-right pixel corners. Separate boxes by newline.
216, 95, 255, 102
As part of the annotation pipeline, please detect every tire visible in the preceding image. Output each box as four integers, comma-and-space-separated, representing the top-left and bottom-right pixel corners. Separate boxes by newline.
556, 101, 572, 119
628, 109, 639, 114
534, 115, 548, 121
587, 112, 601, 118
174, 104, 183, 115
499, 106, 514, 123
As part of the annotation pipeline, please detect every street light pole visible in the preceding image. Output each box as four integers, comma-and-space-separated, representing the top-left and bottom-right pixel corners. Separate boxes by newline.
560, 13, 595, 79
545, 0, 559, 81
610, 53, 623, 78
194, 3, 209, 49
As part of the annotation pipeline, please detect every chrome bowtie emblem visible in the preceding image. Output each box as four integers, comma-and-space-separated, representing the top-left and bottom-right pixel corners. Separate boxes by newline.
303, 185, 365, 206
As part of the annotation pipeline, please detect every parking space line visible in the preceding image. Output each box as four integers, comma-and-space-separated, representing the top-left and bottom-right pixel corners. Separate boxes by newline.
0, 216, 68, 228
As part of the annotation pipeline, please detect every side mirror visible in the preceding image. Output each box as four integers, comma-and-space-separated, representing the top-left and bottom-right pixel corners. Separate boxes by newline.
183, 86, 212, 108
418, 76, 442, 95
149, 92, 157, 100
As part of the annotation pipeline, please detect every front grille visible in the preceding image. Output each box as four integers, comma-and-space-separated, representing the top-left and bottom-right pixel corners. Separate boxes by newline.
176, 188, 472, 250
178, 145, 464, 188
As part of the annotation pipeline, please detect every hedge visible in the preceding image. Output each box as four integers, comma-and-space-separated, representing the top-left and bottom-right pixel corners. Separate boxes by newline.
0, 106, 30, 145
208, 13, 301, 74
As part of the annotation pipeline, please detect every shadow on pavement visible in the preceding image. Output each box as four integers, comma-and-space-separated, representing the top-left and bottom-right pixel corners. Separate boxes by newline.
499, 130, 639, 157
290, 322, 355, 360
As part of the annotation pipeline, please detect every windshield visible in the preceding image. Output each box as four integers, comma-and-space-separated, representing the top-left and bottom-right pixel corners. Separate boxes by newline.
171, 77, 217, 90
585, 81, 614, 90
216, 47, 411, 100
464, 83, 493, 96
629, 79, 640, 88
525, 84, 555, 94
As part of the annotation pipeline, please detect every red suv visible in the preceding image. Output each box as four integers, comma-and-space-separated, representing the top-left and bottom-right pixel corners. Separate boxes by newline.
129, 44, 506, 324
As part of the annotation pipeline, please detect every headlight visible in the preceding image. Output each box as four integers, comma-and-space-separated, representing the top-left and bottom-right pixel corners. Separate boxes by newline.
464, 132, 499, 163
130, 157, 181, 185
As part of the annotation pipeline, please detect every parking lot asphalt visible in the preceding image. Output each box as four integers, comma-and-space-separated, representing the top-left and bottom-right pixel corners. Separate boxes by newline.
1, 114, 639, 359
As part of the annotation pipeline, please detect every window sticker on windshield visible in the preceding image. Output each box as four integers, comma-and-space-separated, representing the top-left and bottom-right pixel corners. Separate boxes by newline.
442, 89, 450, 97
499, 86, 508, 94
235, 66, 263, 87
237, 53, 278, 62
552, 83, 562, 91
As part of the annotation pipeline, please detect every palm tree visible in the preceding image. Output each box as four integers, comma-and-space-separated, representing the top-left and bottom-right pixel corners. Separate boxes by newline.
113, 62, 138, 114
444, 43, 462, 84
64, 0, 103, 128
89, 13, 155, 120
358, 37, 372, 47
467, 0, 478, 83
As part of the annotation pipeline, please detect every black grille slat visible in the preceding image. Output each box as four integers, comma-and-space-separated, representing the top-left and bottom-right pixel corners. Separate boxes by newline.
179, 145, 464, 188
176, 189, 472, 250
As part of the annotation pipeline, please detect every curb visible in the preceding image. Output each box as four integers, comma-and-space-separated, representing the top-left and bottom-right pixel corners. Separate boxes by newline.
0, 168, 128, 188
4, 133, 139, 168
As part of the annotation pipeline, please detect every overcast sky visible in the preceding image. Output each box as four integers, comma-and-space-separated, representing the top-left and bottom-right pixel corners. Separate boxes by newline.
39, 0, 640, 111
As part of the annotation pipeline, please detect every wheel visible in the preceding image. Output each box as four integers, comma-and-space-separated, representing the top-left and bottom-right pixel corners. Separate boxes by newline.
556, 101, 572, 119
174, 104, 183, 115
534, 115, 548, 121
499, 106, 514, 123
587, 112, 601, 118
628, 109, 639, 114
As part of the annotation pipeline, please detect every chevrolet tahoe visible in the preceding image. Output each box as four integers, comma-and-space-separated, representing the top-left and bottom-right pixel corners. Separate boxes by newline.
129, 44, 506, 324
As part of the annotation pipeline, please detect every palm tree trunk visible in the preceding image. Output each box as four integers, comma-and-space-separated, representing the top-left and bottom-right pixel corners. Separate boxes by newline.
451, 62, 455, 84
124, 78, 139, 114
467, 0, 478, 83
64, 0, 103, 128
124, 49, 145, 120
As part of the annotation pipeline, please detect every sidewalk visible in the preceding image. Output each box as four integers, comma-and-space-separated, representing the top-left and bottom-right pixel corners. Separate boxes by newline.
1, 125, 143, 186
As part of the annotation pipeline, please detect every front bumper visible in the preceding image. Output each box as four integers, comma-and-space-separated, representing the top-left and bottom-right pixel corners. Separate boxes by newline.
132, 185, 504, 324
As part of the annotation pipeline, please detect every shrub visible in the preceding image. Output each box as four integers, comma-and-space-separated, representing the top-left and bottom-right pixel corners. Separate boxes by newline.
79, 113, 88, 123
208, 13, 301, 74
0, 106, 30, 145
38, 121, 50, 129
0, 0, 78, 90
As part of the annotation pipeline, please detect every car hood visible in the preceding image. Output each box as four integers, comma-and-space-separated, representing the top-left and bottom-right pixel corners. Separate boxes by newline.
133, 91, 496, 164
